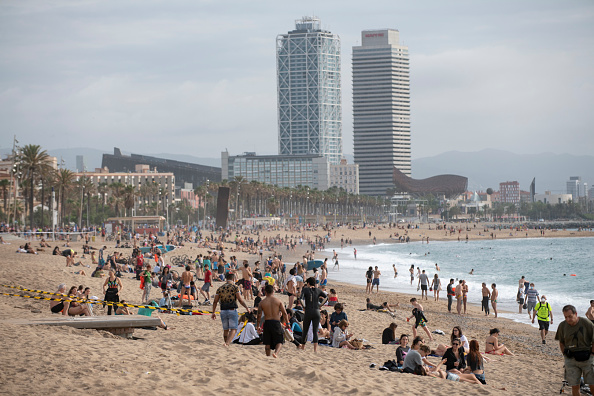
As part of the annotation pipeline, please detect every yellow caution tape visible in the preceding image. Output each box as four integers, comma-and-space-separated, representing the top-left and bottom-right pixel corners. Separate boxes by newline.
0, 284, 216, 315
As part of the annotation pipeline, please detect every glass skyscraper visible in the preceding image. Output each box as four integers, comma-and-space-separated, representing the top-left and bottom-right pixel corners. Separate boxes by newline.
353, 29, 411, 196
277, 17, 342, 165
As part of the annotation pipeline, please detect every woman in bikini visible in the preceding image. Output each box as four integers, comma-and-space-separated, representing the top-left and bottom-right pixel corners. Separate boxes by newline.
485, 328, 514, 355
66, 286, 91, 316
490, 283, 499, 318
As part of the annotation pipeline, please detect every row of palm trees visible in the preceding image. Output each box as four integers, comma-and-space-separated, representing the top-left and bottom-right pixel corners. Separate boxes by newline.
205, 177, 391, 223
1, 145, 393, 229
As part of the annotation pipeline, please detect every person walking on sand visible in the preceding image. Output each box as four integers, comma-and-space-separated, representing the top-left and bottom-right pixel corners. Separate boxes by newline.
446, 279, 455, 313
418, 270, 429, 300
200, 264, 212, 304
455, 280, 463, 315
365, 266, 373, 294
240, 261, 253, 300
517, 286, 525, 314
256, 284, 289, 358
431, 274, 441, 301
103, 270, 123, 315
533, 295, 553, 344
491, 283, 499, 318
555, 304, 594, 396
525, 283, 539, 321
211, 273, 251, 346
372, 266, 381, 294
299, 277, 327, 352
180, 265, 194, 306
408, 298, 433, 341
481, 282, 491, 316
141, 264, 152, 304
462, 280, 469, 314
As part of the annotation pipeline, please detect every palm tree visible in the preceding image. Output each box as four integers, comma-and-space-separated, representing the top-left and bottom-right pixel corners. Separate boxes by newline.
109, 182, 125, 217
54, 168, 75, 226
123, 185, 136, 216
20, 144, 51, 228
0, 179, 9, 219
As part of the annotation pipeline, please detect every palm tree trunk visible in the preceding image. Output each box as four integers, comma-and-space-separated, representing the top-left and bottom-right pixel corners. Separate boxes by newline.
41, 180, 45, 228
29, 174, 34, 229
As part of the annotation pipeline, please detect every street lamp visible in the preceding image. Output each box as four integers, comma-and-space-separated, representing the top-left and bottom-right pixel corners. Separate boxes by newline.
203, 179, 209, 227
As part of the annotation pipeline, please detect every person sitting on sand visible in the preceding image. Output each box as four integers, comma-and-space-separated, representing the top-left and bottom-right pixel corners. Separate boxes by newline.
403, 336, 426, 373
329, 303, 348, 332
433, 326, 470, 356
233, 312, 261, 345
396, 334, 410, 366
320, 310, 331, 334
442, 337, 466, 374
381, 322, 398, 344
485, 328, 514, 355
332, 319, 357, 349
327, 288, 339, 306
40, 239, 50, 248
464, 339, 487, 384
65, 285, 91, 316
52, 246, 60, 255
422, 352, 482, 384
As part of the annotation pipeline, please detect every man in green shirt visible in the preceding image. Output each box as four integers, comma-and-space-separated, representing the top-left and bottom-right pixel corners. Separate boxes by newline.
532, 295, 553, 344
555, 304, 594, 396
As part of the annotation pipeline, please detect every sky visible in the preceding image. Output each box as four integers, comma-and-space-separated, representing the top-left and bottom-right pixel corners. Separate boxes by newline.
1, 0, 593, 160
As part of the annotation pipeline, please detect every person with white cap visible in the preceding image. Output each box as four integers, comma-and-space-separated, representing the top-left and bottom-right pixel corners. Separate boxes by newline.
532, 295, 553, 344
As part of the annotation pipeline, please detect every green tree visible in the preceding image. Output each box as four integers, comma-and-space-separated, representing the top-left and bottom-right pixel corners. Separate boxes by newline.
20, 144, 52, 228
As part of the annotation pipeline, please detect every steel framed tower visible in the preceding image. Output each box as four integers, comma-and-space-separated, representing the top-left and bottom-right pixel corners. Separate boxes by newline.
277, 17, 342, 165
353, 29, 411, 196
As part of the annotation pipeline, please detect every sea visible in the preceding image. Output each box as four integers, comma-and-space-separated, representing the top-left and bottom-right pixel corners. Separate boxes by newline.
325, 236, 593, 331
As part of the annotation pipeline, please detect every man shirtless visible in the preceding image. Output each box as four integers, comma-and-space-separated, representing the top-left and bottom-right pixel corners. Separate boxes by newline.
241, 261, 253, 300
283, 268, 297, 308
481, 282, 491, 316
180, 265, 194, 306
372, 266, 381, 293
256, 285, 289, 358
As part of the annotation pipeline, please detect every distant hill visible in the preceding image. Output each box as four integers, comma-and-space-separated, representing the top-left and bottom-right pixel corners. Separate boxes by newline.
412, 149, 594, 194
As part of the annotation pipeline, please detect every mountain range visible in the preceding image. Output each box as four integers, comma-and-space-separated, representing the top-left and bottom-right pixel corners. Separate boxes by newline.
1, 147, 591, 194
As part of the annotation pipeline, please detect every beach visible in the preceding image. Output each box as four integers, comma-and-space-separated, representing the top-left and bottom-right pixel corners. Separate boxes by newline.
1, 223, 592, 395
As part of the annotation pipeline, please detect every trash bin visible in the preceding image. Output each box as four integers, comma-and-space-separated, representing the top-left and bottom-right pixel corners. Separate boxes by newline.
92, 236, 96, 242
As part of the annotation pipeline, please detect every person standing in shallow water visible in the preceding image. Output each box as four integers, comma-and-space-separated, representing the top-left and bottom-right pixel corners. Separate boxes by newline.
481, 283, 490, 316
490, 284, 498, 318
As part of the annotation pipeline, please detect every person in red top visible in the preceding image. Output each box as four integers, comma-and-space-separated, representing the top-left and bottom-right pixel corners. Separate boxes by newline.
200, 264, 212, 304
135, 254, 144, 280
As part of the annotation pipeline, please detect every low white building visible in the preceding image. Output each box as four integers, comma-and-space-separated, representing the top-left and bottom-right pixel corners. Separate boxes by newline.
534, 191, 573, 204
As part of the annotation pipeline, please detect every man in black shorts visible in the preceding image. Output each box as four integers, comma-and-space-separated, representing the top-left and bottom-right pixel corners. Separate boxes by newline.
257, 285, 288, 358
365, 266, 373, 294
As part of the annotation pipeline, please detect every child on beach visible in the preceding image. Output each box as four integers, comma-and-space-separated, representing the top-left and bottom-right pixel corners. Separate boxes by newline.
407, 298, 433, 341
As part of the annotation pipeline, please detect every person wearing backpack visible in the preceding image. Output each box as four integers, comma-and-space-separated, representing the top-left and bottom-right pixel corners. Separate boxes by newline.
532, 295, 553, 344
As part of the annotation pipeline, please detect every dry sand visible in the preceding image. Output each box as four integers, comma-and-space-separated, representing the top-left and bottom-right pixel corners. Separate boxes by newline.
1, 224, 591, 395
